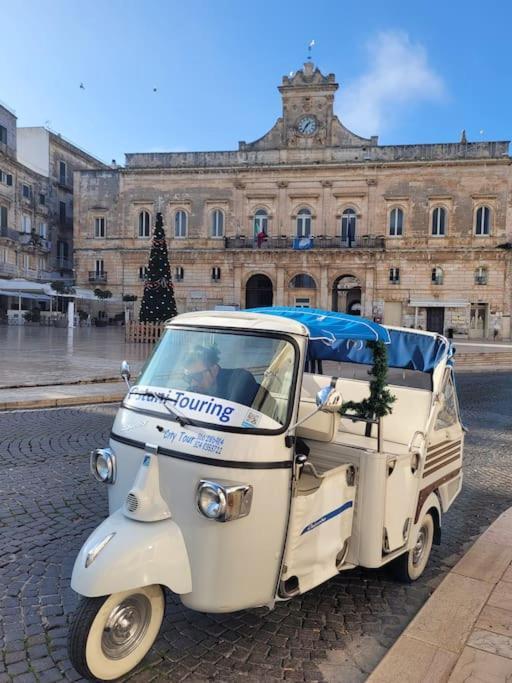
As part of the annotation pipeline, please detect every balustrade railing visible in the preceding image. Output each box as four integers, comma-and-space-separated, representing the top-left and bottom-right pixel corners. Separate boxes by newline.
223, 235, 385, 249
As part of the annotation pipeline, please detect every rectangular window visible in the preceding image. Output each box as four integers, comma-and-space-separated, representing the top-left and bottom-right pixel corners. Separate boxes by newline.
22, 184, 32, 199
39, 222, 47, 239
174, 266, 184, 281
23, 254, 30, 270
6, 174, 12, 186
138, 266, 148, 280
211, 267, 221, 281
0, 206, 7, 228
95, 259, 104, 275
39, 193, 45, 205
295, 297, 311, 308
0, 125, 7, 144
94, 217, 106, 238
59, 201, 66, 223
59, 161, 67, 185
389, 267, 400, 284
22, 214, 31, 233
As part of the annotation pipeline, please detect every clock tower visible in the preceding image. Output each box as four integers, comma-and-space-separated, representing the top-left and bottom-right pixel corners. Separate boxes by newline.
239, 61, 377, 151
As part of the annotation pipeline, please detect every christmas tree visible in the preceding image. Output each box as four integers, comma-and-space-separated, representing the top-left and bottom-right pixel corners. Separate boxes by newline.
139, 212, 178, 323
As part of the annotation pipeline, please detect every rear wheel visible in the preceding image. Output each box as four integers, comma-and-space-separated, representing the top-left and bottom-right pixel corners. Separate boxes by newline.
68, 584, 165, 681
389, 512, 434, 583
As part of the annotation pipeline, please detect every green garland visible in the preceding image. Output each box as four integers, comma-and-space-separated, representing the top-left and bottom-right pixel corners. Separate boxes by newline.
339, 340, 396, 421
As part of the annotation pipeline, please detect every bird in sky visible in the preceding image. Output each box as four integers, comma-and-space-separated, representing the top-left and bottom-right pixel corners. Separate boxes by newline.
80, 82, 85, 90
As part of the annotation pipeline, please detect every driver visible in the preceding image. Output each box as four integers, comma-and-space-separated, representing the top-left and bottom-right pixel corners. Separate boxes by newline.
183, 346, 260, 408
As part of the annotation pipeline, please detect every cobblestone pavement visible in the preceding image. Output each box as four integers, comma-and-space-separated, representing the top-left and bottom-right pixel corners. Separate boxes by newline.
1, 372, 511, 683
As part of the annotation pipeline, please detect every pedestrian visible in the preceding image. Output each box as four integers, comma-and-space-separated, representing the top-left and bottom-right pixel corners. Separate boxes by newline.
493, 320, 500, 341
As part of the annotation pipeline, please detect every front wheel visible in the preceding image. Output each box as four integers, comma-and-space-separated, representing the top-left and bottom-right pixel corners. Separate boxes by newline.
68, 584, 165, 681
389, 512, 434, 583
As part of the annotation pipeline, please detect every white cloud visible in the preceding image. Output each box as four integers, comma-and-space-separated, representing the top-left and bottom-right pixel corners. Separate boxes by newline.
338, 31, 446, 137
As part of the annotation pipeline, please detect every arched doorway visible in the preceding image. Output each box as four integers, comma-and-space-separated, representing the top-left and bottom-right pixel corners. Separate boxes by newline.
245, 274, 273, 309
332, 275, 362, 315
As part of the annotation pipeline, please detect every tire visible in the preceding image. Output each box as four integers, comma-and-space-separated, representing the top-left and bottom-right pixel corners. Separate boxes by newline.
389, 512, 434, 583
67, 585, 165, 681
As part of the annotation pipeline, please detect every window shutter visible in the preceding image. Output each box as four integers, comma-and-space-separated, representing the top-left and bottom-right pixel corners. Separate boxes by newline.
6, 174, 12, 186
0, 206, 7, 228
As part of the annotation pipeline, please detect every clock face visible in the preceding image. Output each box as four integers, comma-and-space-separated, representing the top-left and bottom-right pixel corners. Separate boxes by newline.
297, 115, 318, 136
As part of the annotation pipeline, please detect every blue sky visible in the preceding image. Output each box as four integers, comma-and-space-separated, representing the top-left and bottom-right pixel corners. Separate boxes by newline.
2, 0, 510, 164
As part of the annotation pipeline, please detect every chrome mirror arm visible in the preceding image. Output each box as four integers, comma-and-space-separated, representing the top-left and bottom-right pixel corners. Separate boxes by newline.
120, 360, 131, 390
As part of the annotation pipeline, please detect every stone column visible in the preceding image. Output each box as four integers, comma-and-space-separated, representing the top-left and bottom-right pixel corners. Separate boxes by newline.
363, 267, 375, 318
320, 267, 329, 309
276, 181, 288, 236
233, 264, 242, 308
321, 180, 332, 237
276, 267, 285, 306
503, 254, 512, 339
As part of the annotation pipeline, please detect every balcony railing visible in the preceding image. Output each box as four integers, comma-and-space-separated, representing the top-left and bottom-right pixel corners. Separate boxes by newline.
19, 233, 52, 251
0, 226, 20, 241
0, 262, 17, 276
223, 235, 385, 250
54, 257, 74, 271
89, 271, 107, 283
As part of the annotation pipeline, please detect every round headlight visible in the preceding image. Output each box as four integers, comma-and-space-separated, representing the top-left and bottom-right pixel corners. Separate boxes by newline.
197, 482, 226, 520
96, 453, 111, 481
91, 448, 116, 484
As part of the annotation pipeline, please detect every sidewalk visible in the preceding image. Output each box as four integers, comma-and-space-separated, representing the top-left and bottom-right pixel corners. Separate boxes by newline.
368, 507, 512, 682
0, 381, 127, 410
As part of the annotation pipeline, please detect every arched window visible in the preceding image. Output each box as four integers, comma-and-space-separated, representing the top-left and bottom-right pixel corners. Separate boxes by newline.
432, 266, 444, 285
296, 208, 312, 238
138, 210, 151, 238
475, 206, 491, 236
211, 209, 224, 238
289, 273, 317, 289
253, 209, 268, 237
389, 208, 403, 237
475, 266, 488, 285
175, 210, 187, 238
432, 207, 446, 236
341, 208, 357, 245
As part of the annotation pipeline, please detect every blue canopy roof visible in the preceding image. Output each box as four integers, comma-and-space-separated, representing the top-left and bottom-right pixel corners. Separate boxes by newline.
251, 307, 391, 343
249, 307, 453, 373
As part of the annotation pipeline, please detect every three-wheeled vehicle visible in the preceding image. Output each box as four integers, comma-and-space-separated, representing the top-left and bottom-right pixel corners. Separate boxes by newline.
68, 307, 464, 680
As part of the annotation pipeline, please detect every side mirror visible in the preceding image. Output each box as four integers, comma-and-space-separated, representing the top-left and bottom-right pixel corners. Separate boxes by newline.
120, 360, 131, 389
316, 384, 343, 413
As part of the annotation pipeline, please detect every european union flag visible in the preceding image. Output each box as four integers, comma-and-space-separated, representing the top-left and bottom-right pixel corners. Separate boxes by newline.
293, 237, 313, 250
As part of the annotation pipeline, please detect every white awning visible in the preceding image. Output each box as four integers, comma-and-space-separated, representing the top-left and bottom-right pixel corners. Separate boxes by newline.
410, 299, 469, 308
0, 290, 52, 301
0, 278, 54, 296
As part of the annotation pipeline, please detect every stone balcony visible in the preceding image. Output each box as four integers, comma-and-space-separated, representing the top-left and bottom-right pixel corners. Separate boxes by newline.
223, 235, 385, 250
88, 271, 107, 283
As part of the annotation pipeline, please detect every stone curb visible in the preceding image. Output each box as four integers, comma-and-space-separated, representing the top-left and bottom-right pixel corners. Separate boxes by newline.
0, 383, 126, 411
367, 507, 512, 682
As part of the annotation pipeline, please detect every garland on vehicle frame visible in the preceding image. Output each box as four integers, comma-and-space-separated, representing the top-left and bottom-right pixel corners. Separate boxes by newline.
338, 340, 396, 428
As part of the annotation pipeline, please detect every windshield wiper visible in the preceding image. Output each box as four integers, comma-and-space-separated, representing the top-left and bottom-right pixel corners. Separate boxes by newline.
127, 389, 198, 428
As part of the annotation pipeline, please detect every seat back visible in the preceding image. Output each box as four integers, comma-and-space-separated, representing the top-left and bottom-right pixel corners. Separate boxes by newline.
301, 373, 432, 446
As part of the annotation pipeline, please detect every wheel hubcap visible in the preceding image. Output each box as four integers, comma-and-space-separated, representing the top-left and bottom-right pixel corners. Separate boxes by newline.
102, 594, 151, 660
412, 526, 427, 566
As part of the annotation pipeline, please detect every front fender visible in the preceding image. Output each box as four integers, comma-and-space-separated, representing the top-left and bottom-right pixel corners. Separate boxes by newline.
71, 509, 192, 597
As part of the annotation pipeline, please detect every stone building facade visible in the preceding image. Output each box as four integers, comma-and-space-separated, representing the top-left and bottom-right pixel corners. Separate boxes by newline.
0, 103, 105, 309
74, 61, 512, 338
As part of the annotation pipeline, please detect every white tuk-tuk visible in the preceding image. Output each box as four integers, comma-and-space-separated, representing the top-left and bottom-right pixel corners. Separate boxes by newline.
68, 308, 464, 680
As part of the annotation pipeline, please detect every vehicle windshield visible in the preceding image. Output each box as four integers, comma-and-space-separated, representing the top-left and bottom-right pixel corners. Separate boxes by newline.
130, 327, 297, 430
